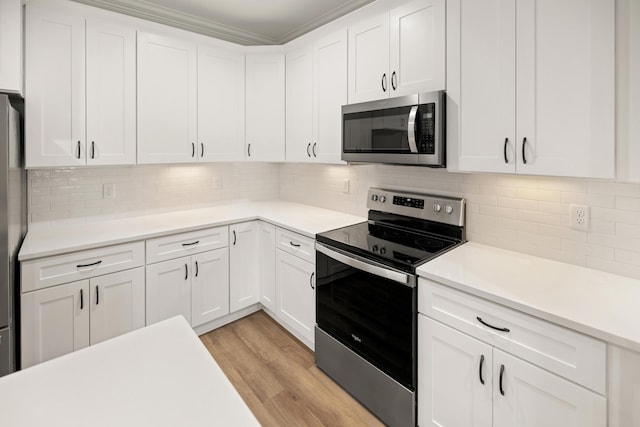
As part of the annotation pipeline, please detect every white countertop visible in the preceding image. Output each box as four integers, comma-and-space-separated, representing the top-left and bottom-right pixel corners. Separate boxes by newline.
417, 242, 640, 352
0, 316, 260, 427
19, 201, 366, 260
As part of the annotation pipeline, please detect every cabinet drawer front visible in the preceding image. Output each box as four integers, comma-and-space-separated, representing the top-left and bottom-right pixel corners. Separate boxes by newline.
22, 242, 145, 292
146, 226, 228, 264
275, 228, 315, 263
418, 279, 606, 394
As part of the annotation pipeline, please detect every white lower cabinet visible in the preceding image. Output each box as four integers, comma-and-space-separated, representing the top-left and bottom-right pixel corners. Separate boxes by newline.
418, 280, 607, 427
419, 316, 492, 427
146, 248, 229, 327
191, 249, 229, 327
229, 221, 260, 312
21, 267, 144, 368
275, 249, 315, 347
258, 222, 276, 312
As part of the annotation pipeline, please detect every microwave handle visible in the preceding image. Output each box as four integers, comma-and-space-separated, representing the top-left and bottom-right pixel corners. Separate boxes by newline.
407, 106, 419, 153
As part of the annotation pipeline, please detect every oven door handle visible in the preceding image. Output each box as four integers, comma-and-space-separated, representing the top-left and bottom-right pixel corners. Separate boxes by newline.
407, 105, 419, 153
316, 243, 413, 287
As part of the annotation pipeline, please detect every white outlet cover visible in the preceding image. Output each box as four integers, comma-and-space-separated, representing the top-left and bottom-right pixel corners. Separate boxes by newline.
342, 179, 350, 194
103, 183, 116, 199
570, 204, 590, 231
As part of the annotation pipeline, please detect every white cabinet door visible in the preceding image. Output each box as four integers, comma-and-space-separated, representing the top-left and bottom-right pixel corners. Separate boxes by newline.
89, 267, 145, 345
191, 248, 229, 327
245, 53, 285, 162
21, 280, 90, 368
285, 47, 314, 163
313, 30, 347, 164
0, 0, 21, 94
146, 257, 191, 325
197, 45, 245, 162
493, 349, 606, 427
137, 31, 197, 164
389, 0, 445, 96
86, 19, 136, 166
25, 5, 85, 168
276, 250, 315, 346
515, 0, 614, 178
258, 222, 276, 312
418, 316, 493, 427
348, 14, 390, 103
229, 221, 260, 312
446, 0, 516, 173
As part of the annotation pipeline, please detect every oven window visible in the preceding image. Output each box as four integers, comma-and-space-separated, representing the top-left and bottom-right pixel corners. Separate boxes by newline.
316, 251, 415, 390
343, 106, 413, 153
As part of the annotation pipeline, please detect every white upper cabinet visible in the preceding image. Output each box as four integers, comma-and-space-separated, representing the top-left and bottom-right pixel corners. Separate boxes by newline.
0, 0, 22, 94
286, 30, 347, 164
448, 0, 615, 179
313, 30, 348, 164
285, 47, 314, 162
25, 3, 137, 168
86, 19, 136, 166
197, 45, 245, 162
25, 5, 86, 168
137, 31, 197, 164
389, 0, 445, 97
348, 0, 445, 103
245, 52, 285, 162
348, 14, 390, 103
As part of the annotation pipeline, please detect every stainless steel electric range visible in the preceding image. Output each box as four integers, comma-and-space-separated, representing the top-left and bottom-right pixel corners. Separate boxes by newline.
315, 188, 466, 427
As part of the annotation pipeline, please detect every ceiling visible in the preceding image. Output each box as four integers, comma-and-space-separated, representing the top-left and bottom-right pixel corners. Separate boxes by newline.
72, 0, 375, 45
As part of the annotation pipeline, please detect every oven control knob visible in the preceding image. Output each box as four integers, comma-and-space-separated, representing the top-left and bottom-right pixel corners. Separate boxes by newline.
379, 247, 387, 255
371, 194, 379, 202
379, 196, 386, 203
445, 205, 454, 214
433, 203, 442, 213
372, 245, 379, 252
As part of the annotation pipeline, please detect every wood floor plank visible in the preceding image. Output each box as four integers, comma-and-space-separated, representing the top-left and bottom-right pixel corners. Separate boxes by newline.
200, 311, 385, 427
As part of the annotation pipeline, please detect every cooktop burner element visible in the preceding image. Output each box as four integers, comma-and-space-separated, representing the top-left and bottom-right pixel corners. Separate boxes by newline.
316, 188, 466, 274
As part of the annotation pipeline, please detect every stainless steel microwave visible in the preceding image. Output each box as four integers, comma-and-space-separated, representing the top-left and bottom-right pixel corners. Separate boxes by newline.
341, 91, 445, 167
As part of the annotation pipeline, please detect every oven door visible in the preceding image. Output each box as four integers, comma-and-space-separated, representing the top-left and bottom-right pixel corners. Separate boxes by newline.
315, 242, 416, 390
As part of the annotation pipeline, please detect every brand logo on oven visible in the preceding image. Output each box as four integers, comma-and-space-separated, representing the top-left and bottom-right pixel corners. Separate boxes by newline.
351, 333, 362, 343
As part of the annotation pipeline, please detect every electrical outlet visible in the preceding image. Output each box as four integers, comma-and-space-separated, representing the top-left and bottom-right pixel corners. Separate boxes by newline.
212, 176, 222, 190
103, 183, 116, 199
342, 179, 350, 194
570, 204, 590, 231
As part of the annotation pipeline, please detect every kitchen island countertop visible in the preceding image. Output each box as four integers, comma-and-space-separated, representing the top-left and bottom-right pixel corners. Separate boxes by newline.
0, 316, 260, 426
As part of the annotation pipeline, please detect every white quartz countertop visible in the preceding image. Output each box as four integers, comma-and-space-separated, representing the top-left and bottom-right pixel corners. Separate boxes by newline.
0, 316, 260, 427
19, 201, 366, 260
417, 242, 640, 352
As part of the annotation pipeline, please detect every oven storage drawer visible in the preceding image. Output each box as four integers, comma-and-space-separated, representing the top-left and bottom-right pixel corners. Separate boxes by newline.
276, 228, 314, 263
146, 226, 228, 264
22, 242, 145, 292
418, 278, 606, 394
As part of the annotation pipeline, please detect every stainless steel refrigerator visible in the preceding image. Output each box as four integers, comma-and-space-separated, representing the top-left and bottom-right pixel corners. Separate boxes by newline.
0, 94, 26, 376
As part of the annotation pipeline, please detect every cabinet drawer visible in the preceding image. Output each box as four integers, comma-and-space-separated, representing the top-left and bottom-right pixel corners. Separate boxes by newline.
418, 278, 606, 394
22, 242, 145, 292
146, 226, 228, 264
275, 227, 315, 263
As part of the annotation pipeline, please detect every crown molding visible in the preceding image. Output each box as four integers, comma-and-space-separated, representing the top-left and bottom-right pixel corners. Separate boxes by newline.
72, 0, 374, 46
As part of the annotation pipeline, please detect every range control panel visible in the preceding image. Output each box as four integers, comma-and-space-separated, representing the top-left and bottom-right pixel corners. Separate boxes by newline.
367, 188, 465, 227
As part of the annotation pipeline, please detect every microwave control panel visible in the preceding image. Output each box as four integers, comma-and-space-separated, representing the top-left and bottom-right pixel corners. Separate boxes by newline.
420, 103, 436, 154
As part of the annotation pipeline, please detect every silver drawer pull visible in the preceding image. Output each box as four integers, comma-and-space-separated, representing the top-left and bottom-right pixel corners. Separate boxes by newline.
76, 260, 102, 269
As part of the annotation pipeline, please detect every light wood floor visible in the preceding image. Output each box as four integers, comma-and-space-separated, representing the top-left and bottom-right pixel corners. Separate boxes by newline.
200, 311, 385, 427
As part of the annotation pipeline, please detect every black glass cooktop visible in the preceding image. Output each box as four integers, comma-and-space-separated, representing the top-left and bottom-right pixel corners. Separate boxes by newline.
316, 220, 461, 273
